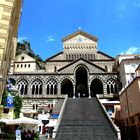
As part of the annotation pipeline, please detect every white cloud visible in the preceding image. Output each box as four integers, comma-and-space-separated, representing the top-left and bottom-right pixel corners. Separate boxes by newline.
18, 36, 28, 42
45, 36, 55, 43
120, 47, 140, 55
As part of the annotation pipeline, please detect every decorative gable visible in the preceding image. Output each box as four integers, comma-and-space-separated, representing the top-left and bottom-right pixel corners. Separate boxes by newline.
58, 58, 106, 74
63, 30, 98, 51
15, 52, 35, 62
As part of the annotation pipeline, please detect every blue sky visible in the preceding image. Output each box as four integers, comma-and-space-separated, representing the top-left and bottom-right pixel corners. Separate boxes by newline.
18, 0, 140, 60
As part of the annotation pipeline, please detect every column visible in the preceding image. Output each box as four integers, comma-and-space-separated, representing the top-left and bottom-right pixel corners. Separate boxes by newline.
42, 82, 46, 97
103, 82, 107, 95
53, 85, 55, 95
57, 82, 61, 96
28, 82, 32, 98
73, 84, 75, 98
88, 83, 91, 98
49, 85, 51, 95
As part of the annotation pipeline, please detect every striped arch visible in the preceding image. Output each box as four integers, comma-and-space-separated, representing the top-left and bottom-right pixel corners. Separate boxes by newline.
74, 64, 89, 97
45, 77, 58, 95
31, 77, 43, 95
31, 76, 45, 84
16, 77, 29, 95
90, 76, 104, 85
17, 76, 30, 83
60, 77, 74, 98
73, 64, 90, 75
105, 76, 119, 94
90, 76, 104, 97
60, 76, 74, 84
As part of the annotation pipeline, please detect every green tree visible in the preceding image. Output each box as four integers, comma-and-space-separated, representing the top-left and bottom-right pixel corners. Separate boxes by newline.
14, 95, 22, 118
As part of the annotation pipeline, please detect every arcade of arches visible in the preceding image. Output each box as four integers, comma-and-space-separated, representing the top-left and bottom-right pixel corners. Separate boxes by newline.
15, 65, 119, 98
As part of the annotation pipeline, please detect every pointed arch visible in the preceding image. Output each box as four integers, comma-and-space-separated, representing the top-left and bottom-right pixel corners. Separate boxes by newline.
46, 77, 58, 95
90, 78, 103, 97
61, 78, 73, 97
17, 78, 29, 95
75, 65, 89, 97
31, 78, 43, 95
105, 77, 118, 94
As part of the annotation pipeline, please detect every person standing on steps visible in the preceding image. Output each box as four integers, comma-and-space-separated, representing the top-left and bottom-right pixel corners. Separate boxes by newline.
78, 92, 80, 98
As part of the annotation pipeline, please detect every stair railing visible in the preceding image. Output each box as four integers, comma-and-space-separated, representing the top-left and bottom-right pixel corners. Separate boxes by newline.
96, 95, 121, 140
53, 94, 68, 138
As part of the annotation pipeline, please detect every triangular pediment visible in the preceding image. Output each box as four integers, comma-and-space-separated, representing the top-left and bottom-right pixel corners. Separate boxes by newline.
15, 52, 35, 62
58, 58, 106, 74
62, 30, 98, 42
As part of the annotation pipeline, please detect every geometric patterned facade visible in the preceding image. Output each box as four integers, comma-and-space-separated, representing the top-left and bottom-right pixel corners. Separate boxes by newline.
11, 30, 121, 112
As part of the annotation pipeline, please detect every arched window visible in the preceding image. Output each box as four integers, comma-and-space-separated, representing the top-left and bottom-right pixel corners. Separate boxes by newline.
93, 54, 95, 59
105, 65, 108, 71
85, 54, 87, 59
74, 54, 76, 60
77, 54, 79, 59
47, 85, 49, 95
31, 79, 43, 95
54, 85, 57, 95
69, 54, 71, 60
66, 54, 68, 60
90, 54, 92, 60
46, 78, 58, 95
88, 54, 90, 60
17, 79, 28, 95
54, 66, 57, 72
106, 78, 118, 94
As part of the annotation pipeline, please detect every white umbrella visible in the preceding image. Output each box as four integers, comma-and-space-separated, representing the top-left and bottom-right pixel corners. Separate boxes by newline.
6, 116, 38, 125
0, 118, 9, 123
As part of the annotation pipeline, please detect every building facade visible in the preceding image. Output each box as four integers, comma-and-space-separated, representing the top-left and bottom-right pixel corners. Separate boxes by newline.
11, 30, 121, 112
119, 65, 140, 139
116, 54, 140, 87
0, 0, 22, 103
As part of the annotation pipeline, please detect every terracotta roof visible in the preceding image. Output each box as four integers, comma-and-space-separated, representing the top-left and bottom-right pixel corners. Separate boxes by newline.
62, 30, 98, 42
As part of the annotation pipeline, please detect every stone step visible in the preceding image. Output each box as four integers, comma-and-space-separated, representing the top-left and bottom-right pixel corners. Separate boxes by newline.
55, 98, 117, 140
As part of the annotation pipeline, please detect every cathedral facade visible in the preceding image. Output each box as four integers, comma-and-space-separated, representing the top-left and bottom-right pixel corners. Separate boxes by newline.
11, 30, 120, 111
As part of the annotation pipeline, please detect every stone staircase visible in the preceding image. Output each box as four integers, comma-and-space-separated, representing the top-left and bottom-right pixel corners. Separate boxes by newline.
55, 98, 118, 140
53, 99, 64, 114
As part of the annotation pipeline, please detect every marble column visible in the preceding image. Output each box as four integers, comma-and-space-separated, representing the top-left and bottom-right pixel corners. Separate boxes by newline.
42, 82, 46, 97
73, 84, 75, 98
57, 82, 61, 96
88, 83, 91, 98
28, 82, 32, 98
